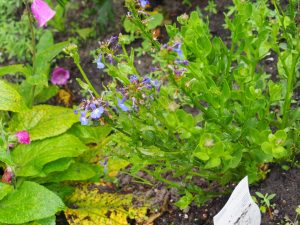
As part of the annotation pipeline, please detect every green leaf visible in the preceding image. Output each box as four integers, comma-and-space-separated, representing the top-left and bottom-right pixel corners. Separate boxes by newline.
175, 191, 194, 210
11, 134, 87, 177
0, 149, 13, 165
23, 216, 55, 225
68, 124, 111, 144
42, 158, 74, 176
9, 105, 79, 141
0, 80, 26, 112
194, 152, 210, 161
0, 64, 31, 77
272, 146, 287, 159
0, 183, 13, 201
36, 30, 54, 54
29, 41, 69, 86
146, 13, 163, 30
43, 163, 96, 182
204, 157, 221, 169
0, 181, 65, 224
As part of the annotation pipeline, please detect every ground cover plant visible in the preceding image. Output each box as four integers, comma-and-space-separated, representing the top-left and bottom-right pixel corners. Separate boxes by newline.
0, 0, 299, 224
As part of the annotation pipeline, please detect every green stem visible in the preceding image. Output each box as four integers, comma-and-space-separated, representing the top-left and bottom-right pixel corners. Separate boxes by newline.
75, 62, 100, 98
24, 0, 36, 65
24, 0, 37, 108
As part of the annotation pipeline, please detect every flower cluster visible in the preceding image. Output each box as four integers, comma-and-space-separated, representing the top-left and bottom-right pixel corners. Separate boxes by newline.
95, 36, 120, 70
118, 75, 161, 112
75, 97, 111, 126
161, 42, 189, 78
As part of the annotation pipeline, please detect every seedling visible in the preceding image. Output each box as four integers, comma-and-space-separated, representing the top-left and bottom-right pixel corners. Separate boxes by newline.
284, 205, 300, 225
255, 192, 276, 220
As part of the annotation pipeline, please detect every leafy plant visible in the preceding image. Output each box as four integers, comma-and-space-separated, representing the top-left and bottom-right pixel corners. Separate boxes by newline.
71, 0, 300, 208
255, 192, 276, 218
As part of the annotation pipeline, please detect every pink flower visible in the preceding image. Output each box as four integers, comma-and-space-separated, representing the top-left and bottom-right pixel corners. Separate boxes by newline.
51, 67, 70, 85
31, 0, 56, 27
1, 167, 13, 184
16, 130, 31, 144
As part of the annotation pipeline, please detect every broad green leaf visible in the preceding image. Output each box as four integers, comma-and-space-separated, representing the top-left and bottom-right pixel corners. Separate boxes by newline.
43, 163, 96, 182
23, 216, 55, 225
9, 105, 79, 141
42, 158, 74, 176
0, 80, 26, 112
147, 12, 163, 30
0, 149, 13, 165
11, 134, 87, 177
204, 157, 221, 169
194, 152, 210, 161
36, 30, 54, 54
0, 183, 13, 201
68, 124, 111, 144
65, 183, 148, 225
29, 41, 69, 86
272, 146, 287, 159
0, 64, 31, 77
0, 181, 65, 224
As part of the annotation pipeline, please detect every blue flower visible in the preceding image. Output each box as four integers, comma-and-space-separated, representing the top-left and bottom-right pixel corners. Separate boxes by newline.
140, 0, 149, 8
96, 54, 105, 69
90, 106, 104, 119
129, 75, 138, 83
80, 116, 89, 125
90, 103, 96, 110
141, 77, 151, 84
100, 158, 108, 174
173, 43, 183, 58
118, 98, 130, 112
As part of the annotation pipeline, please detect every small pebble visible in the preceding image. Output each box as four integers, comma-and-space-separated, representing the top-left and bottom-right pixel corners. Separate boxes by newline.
184, 214, 188, 219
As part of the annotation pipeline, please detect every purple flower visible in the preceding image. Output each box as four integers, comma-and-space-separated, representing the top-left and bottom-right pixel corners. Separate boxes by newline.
118, 98, 130, 112
16, 130, 31, 144
96, 55, 105, 69
51, 67, 70, 85
90, 107, 104, 119
141, 77, 151, 84
80, 116, 89, 126
140, 0, 150, 8
31, 0, 56, 27
74, 109, 79, 115
129, 75, 138, 83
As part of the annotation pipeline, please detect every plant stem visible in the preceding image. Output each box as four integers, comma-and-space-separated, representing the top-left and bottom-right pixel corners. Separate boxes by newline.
24, 0, 36, 65
24, 0, 37, 108
75, 62, 100, 98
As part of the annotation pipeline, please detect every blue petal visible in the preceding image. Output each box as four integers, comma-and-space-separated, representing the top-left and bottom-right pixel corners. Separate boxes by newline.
118, 98, 130, 112
90, 107, 104, 119
80, 116, 89, 125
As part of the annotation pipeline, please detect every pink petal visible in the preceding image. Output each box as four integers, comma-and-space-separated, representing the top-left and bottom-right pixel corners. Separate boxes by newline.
16, 130, 31, 144
51, 67, 70, 85
31, 0, 56, 27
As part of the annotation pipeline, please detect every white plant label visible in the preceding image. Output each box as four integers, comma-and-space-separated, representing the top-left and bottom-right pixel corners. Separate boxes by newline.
213, 176, 261, 225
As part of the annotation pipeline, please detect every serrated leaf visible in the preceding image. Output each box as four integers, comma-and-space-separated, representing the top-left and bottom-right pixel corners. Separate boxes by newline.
65, 183, 148, 225
0, 181, 65, 224
0, 80, 27, 112
11, 134, 87, 177
9, 105, 79, 141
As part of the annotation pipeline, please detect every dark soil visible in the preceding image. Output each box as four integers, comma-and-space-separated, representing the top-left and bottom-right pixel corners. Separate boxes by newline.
152, 165, 300, 225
